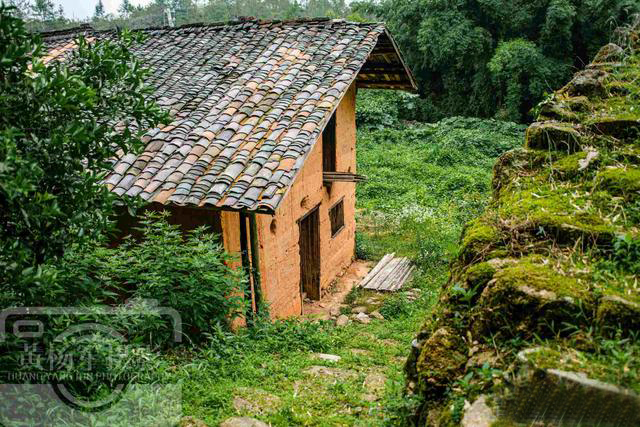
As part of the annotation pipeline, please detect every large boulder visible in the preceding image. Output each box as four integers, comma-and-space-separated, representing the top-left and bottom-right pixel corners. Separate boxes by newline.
415, 327, 467, 393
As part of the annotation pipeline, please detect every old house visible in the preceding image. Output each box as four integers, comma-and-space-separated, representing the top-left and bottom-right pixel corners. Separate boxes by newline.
43, 18, 416, 318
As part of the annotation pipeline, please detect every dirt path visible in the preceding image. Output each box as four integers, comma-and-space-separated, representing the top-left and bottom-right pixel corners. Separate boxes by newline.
302, 260, 373, 320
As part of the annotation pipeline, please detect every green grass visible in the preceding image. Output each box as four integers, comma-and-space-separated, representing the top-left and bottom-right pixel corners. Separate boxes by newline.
162, 117, 524, 426
167, 297, 434, 426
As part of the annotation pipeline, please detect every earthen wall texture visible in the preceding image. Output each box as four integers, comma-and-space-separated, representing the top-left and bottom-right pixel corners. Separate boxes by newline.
222, 83, 357, 318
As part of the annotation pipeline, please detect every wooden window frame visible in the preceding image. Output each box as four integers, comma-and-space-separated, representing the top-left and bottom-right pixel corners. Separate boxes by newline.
329, 198, 345, 238
322, 112, 337, 173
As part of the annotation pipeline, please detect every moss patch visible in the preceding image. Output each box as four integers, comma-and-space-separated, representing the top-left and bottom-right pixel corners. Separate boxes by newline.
464, 261, 497, 290
596, 294, 640, 329
525, 122, 583, 153
597, 166, 640, 198
416, 327, 468, 392
552, 151, 595, 179
490, 259, 589, 300
519, 345, 640, 394
492, 148, 551, 197
458, 219, 503, 264
498, 184, 618, 241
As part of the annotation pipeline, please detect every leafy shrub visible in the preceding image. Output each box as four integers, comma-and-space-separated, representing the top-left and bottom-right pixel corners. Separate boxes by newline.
379, 293, 412, 319
611, 234, 640, 274
0, 213, 245, 411
53, 213, 247, 346
344, 286, 365, 305
356, 90, 443, 128
356, 90, 401, 129
355, 231, 373, 260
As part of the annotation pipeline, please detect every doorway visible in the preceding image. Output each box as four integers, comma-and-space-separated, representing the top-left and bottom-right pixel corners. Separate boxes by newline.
299, 207, 321, 301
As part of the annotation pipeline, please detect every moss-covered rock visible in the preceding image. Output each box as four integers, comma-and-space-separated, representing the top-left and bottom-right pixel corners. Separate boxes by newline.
525, 121, 583, 153
457, 219, 503, 264
592, 43, 625, 64
498, 184, 617, 244
596, 294, 640, 330
537, 100, 580, 122
597, 166, 640, 199
464, 261, 498, 290
492, 148, 550, 197
552, 150, 598, 179
498, 346, 640, 425
560, 68, 609, 98
474, 260, 590, 336
590, 118, 640, 139
416, 327, 468, 394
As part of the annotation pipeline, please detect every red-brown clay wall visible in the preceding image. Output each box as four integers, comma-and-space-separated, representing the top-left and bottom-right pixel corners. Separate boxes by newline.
254, 83, 357, 318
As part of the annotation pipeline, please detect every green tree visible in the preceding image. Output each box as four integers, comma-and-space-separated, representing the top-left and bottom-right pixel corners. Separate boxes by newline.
0, 5, 167, 306
119, 0, 134, 17
488, 39, 563, 121
32, 0, 56, 21
367, 0, 640, 122
94, 0, 105, 19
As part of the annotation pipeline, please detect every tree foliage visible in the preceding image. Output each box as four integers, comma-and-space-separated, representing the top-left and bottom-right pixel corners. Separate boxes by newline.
361, 0, 640, 122
89, 0, 353, 29
94, 0, 105, 19
0, 5, 167, 305
6, 0, 68, 31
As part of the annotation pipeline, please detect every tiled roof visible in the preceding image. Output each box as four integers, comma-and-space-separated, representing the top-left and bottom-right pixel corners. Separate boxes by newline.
43, 18, 415, 213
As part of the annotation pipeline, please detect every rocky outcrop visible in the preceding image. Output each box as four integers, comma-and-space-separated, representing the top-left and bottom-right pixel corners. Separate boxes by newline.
406, 22, 640, 426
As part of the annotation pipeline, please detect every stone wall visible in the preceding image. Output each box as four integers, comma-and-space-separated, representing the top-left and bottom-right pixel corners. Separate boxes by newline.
406, 27, 640, 426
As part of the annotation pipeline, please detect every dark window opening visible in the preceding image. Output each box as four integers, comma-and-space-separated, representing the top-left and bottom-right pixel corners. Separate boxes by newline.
329, 199, 344, 237
322, 112, 337, 172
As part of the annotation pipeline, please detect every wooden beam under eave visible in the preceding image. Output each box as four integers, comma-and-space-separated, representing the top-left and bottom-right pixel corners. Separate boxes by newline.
356, 82, 416, 91
323, 172, 367, 183
360, 65, 408, 74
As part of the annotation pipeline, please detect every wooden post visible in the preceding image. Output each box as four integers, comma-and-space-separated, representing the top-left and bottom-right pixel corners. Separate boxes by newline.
239, 211, 253, 325
249, 213, 262, 316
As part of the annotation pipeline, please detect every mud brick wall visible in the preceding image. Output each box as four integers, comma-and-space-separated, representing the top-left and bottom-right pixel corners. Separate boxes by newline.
220, 83, 357, 318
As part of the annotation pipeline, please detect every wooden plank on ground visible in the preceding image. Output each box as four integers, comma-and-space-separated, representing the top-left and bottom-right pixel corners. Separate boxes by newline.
380, 258, 409, 291
391, 265, 415, 291
368, 257, 403, 290
364, 258, 393, 290
360, 253, 394, 289
360, 254, 415, 292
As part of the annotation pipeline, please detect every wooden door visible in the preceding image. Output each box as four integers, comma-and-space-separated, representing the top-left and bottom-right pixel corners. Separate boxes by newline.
299, 207, 321, 301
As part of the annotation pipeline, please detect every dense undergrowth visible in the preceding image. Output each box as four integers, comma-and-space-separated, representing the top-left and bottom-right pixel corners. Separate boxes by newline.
407, 23, 640, 427
355, 117, 525, 265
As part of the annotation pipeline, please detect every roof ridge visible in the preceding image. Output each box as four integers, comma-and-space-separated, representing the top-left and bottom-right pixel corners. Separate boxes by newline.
39, 16, 382, 39
38, 23, 95, 38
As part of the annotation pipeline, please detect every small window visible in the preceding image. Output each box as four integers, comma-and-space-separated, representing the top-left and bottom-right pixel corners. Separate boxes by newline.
322, 112, 337, 172
329, 200, 344, 237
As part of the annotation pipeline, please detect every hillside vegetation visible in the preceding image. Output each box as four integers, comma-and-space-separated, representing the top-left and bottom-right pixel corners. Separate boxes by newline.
406, 21, 640, 427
